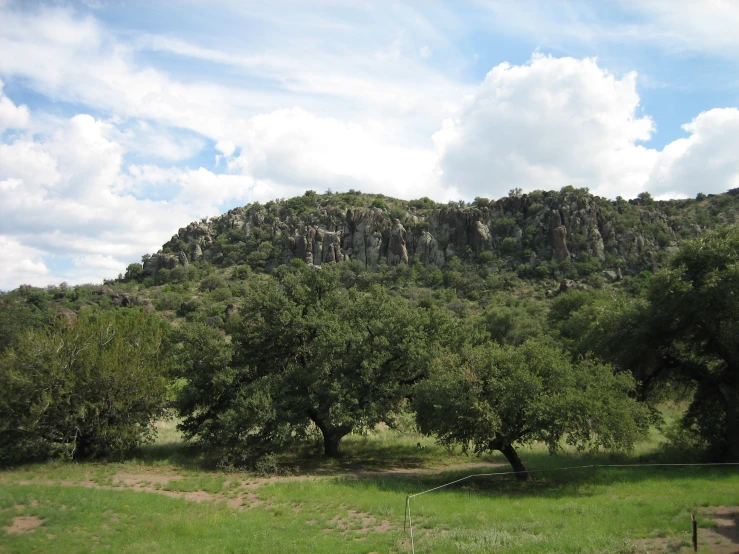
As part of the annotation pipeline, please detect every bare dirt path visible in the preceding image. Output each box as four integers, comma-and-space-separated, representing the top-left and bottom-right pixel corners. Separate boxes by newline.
0, 461, 505, 511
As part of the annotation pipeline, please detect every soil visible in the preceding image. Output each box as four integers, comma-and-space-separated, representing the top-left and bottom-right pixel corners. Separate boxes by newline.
3, 516, 43, 535
633, 506, 739, 554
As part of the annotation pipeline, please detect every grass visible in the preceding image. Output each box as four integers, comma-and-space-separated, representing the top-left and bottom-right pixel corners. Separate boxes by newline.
1, 419, 738, 553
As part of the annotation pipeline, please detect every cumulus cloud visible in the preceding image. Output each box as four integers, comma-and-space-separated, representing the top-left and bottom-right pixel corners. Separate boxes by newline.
229, 107, 451, 201
0, 110, 260, 288
647, 108, 739, 197
0, 237, 50, 289
215, 140, 236, 157
0, 79, 29, 132
433, 54, 658, 199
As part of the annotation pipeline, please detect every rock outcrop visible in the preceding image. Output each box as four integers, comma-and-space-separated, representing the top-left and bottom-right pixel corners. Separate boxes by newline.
147, 189, 738, 278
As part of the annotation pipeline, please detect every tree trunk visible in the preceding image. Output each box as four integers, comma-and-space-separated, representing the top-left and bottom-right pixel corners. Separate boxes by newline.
499, 442, 530, 481
308, 411, 351, 458
720, 382, 739, 462
323, 430, 345, 458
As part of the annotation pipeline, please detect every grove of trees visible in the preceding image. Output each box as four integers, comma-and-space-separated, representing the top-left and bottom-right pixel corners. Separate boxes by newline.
1, 219, 737, 475
174, 262, 456, 459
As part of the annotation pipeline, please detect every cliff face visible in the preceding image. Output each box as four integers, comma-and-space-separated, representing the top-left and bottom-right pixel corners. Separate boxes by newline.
144, 188, 739, 277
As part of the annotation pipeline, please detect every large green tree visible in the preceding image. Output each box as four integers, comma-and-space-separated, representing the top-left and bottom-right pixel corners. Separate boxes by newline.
175, 263, 451, 459
413, 339, 651, 480
644, 228, 739, 460
558, 228, 739, 460
0, 311, 170, 464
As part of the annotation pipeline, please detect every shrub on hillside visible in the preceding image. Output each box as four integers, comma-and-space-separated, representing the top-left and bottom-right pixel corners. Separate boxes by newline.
0, 311, 170, 465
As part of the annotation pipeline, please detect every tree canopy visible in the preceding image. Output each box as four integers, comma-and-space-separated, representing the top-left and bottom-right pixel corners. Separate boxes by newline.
550, 227, 739, 460
174, 263, 453, 461
645, 228, 739, 459
0, 311, 170, 464
413, 339, 651, 479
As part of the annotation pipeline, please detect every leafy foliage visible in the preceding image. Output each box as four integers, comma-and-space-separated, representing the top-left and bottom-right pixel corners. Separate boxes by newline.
174, 264, 453, 461
0, 311, 170, 464
645, 227, 739, 459
414, 339, 651, 478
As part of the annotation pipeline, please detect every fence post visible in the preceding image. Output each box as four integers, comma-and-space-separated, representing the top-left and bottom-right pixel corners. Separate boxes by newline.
691, 514, 697, 552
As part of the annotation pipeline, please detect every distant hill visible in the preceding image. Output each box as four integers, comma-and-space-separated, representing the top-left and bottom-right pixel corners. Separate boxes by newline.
144, 187, 739, 279
3, 186, 738, 338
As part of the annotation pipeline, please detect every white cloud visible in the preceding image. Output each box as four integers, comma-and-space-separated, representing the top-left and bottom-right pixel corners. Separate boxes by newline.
2, 2, 739, 291
0, 237, 50, 289
215, 140, 236, 157
105, 120, 205, 162
0, 79, 29, 132
0, 110, 259, 288
647, 108, 739, 197
433, 54, 658, 199
618, 0, 739, 56
229, 107, 453, 201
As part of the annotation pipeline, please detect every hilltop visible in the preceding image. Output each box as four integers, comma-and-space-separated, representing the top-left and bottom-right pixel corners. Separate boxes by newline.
144, 186, 738, 278
2, 186, 738, 339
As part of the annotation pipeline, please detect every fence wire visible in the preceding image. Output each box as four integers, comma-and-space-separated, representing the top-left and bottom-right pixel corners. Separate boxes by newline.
403, 462, 739, 554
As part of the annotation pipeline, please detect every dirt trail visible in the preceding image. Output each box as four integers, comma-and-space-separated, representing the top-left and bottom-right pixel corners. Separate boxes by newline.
0, 461, 505, 512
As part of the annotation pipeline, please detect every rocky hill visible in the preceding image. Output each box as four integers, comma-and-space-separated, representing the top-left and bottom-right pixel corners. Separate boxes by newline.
143, 187, 739, 279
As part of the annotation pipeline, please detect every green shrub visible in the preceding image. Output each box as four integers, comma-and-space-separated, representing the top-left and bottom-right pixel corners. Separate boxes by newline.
0, 311, 170, 464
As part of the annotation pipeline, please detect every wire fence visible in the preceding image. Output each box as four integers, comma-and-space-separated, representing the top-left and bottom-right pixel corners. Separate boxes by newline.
403, 462, 739, 554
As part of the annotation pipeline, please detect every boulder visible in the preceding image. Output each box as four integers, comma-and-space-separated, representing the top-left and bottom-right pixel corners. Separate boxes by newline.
553, 225, 570, 262
387, 220, 409, 265
56, 308, 77, 322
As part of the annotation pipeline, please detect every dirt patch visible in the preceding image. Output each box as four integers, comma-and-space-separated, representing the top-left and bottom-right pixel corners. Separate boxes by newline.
3, 516, 43, 535
354, 461, 506, 479
632, 507, 739, 554
374, 519, 391, 533
323, 509, 393, 535
698, 506, 739, 554
112, 473, 180, 487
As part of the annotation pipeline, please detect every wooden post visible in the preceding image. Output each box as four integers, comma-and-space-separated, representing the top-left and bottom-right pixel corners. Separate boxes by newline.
691, 513, 697, 552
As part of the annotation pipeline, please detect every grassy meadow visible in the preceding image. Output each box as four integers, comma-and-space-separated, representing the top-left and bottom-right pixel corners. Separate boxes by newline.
1, 411, 738, 554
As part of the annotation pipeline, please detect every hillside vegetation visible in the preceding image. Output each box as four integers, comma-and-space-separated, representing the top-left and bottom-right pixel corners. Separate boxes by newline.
2, 186, 739, 466
2, 186, 739, 552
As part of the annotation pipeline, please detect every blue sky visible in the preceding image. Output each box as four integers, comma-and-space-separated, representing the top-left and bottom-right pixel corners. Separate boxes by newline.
1, 0, 739, 288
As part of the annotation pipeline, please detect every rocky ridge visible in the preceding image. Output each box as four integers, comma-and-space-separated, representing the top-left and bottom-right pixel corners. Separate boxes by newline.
142, 188, 739, 277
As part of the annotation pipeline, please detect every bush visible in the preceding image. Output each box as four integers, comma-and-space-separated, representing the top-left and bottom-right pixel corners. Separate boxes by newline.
409, 197, 438, 210
501, 237, 518, 254
0, 311, 170, 464
200, 274, 228, 292
155, 291, 184, 311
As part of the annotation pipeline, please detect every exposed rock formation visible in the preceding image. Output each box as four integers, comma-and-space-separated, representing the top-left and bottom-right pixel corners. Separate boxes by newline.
147, 189, 738, 278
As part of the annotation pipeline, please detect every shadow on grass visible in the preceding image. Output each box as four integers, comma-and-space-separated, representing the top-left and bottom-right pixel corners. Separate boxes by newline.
130, 441, 208, 471
328, 448, 739, 501
282, 441, 496, 474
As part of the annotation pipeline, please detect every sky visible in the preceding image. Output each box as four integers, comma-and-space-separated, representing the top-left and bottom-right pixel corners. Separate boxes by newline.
2, 0, 739, 289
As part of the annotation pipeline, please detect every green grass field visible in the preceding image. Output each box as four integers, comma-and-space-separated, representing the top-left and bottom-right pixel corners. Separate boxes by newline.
1, 413, 738, 553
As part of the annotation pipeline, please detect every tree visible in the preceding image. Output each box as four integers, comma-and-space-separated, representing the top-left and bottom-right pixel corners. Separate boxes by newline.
0, 293, 49, 352
124, 262, 144, 282
0, 311, 170, 464
413, 339, 650, 480
643, 228, 739, 460
175, 264, 449, 460
563, 228, 739, 460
